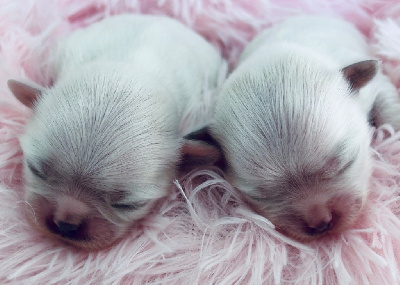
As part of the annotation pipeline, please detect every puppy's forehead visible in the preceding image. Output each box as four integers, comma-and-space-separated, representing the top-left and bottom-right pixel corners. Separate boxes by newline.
23, 77, 181, 172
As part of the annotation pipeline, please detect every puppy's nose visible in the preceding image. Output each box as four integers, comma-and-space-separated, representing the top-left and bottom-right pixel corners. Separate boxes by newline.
304, 204, 333, 235
306, 219, 333, 235
46, 217, 87, 241
46, 195, 90, 241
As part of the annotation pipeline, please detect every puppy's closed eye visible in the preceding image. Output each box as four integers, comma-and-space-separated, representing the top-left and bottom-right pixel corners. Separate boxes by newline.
111, 202, 147, 211
27, 162, 47, 181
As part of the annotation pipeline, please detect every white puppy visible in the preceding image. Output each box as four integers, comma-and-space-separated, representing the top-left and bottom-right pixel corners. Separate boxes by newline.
195, 16, 400, 241
8, 15, 223, 249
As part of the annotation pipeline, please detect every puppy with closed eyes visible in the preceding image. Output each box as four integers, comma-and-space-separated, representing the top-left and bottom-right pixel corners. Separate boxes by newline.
8, 15, 223, 250
192, 16, 400, 242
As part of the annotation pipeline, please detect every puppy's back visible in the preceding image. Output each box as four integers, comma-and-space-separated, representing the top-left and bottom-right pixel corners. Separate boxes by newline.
240, 16, 370, 66
238, 15, 387, 120
53, 15, 222, 109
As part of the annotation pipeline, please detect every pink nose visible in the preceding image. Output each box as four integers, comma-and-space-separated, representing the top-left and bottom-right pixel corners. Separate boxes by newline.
46, 195, 90, 240
46, 216, 87, 241
54, 195, 90, 223
303, 204, 333, 235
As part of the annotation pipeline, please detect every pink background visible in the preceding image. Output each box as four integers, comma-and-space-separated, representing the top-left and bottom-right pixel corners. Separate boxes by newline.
1, 0, 400, 283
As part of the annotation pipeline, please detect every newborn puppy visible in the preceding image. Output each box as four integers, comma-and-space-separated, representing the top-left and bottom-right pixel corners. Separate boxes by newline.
8, 15, 222, 250
196, 16, 400, 241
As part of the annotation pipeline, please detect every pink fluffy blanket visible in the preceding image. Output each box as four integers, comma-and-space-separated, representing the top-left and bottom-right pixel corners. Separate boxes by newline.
1, 0, 400, 284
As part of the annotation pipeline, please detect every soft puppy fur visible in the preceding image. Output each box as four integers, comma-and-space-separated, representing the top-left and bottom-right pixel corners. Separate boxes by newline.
7, 14, 223, 250
202, 16, 400, 241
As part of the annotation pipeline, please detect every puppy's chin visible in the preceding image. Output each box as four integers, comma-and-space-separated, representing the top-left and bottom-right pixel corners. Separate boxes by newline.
24, 193, 144, 250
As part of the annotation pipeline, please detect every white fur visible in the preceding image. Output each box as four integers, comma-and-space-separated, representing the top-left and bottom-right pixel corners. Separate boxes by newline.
17, 15, 223, 249
210, 16, 400, 241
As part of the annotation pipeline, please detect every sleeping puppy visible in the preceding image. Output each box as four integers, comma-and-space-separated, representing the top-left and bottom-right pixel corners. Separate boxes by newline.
193, 16, 400, 241
8, 15, 222, 250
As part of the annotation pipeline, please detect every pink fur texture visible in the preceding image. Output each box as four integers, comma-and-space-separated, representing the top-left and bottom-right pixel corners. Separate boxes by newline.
1, 0, 400, 283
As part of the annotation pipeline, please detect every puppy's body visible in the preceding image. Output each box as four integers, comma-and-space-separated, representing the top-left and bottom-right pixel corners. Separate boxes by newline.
208, 16, 400, 241
240, 16, 400, 125
53, 15, 221, 114
9, 15, 223, 249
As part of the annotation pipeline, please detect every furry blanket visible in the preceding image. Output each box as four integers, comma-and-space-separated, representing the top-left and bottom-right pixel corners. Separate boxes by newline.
1, 0, 400, 284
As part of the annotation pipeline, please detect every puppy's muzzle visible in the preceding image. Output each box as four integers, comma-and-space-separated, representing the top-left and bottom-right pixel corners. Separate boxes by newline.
44, 195, 91, 241
303, 204, 335, 236
299, 194, 362, 238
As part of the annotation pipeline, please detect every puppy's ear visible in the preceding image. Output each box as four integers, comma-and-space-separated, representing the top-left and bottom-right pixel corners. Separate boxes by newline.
341, 60, 378, 91
7, 79, 44, 108
179, 127, 225, 172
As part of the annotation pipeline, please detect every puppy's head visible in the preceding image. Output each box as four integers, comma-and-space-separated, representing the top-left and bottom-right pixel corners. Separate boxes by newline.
196, 50, 377, 241
9, 64, 211, 249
